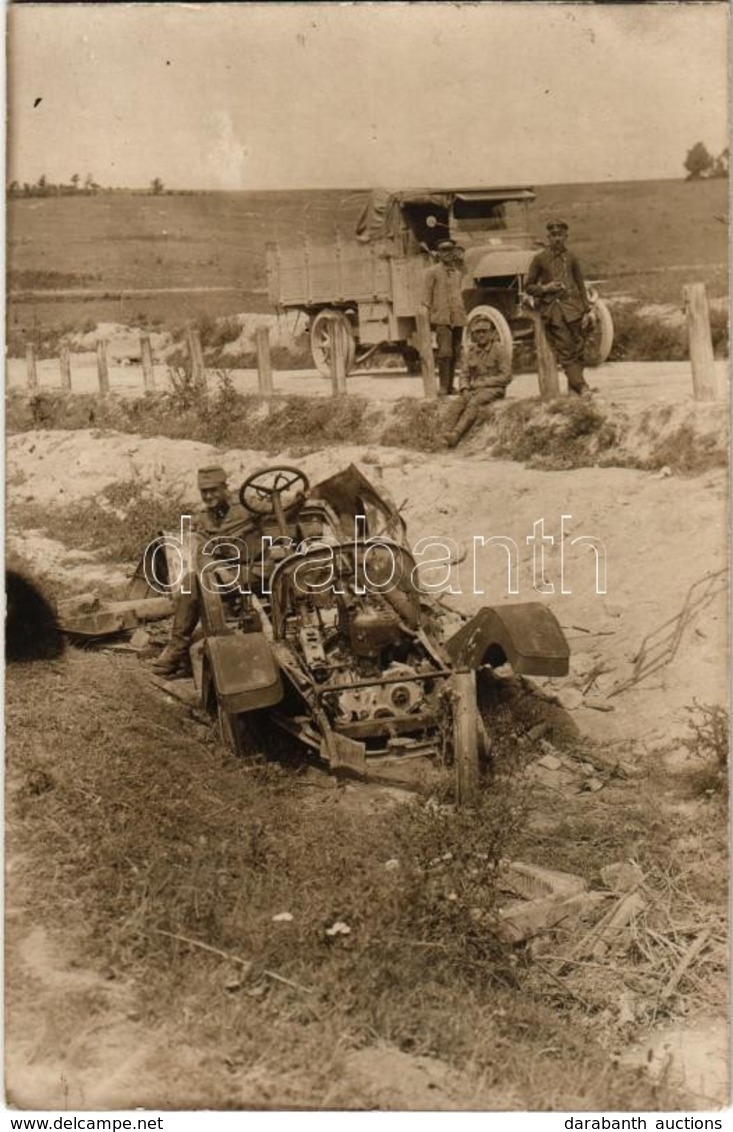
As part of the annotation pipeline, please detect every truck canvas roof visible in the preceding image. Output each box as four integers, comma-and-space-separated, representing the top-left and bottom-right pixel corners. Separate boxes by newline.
355, 186, 536, 242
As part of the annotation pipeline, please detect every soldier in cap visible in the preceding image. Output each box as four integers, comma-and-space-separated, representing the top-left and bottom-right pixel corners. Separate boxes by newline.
422, 239, 467, 396
443, 316, 512, 447
525, 218, 595, 396
151, 465, 251, 676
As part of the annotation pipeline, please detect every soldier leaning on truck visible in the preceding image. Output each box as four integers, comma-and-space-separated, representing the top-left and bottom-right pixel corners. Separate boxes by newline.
422, 239, 467, 397
525, 218, 595, 396
443, 317, 512, 447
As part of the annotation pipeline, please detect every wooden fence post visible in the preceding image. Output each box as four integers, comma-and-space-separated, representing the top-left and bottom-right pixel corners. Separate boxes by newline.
25, 344, 38, 392
452, 670, 480, 806
328, 317, 348, 396
533, 313, 560, 399
255, 325, 274, 397
186, 326, 206, 388
59, 343, 72, 391
683, 282, 718, 401
96, 339, 110, 396
140, 333, 155, 393
415, 309, 437, 400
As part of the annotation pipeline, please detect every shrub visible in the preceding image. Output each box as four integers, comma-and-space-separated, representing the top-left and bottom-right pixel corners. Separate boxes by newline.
681, 700, 728, 789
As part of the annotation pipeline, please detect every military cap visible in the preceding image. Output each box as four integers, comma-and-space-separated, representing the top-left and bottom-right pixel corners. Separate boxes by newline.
197, 465, 228, 489
546, 218, 569, 232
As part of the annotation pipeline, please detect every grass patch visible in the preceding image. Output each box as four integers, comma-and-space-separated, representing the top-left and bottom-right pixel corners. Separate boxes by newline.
10, 480, 186, 564
8, 378, 379, 454
491, 397, 620, 469
646, 423, 727, 474
6, 650, 693, 1109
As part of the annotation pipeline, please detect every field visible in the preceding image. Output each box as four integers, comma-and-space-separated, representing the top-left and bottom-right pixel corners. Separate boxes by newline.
7, 179, 729, 337
5, 176, 730, 1112
5, 421, 729, 1110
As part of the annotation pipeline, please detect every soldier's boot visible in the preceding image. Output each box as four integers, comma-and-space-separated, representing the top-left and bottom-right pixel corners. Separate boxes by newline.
151, 637, 190, 677
446, 355, 459, 396
437, 359, 452, 397
565, 362, 591, 396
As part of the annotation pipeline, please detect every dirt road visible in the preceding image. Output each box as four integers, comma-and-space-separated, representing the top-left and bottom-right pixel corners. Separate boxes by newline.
6, 356, 730, 407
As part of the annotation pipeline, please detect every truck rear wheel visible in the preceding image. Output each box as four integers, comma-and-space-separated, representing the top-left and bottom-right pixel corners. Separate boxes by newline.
464, 305, 514, 368
310, 310, 356, 377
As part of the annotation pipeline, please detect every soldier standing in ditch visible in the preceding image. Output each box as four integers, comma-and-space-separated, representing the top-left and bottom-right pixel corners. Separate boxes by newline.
422, 239, 467, 397
151, 465, 251, 676
525, 218, 595, 396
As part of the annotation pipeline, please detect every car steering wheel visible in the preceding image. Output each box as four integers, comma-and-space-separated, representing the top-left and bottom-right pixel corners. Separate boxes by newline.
239, 466, 310, 521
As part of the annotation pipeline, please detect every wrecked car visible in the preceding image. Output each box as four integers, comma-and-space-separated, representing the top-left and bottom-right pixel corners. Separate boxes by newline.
58, 464, 570, 788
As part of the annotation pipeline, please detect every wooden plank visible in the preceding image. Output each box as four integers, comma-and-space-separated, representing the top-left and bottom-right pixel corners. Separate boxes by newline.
96, 339, 110, 396
415, 309, 437, 400
25, 344, 38, 392
59, 343, 72, 391
452, 670, 480, 806
186, 326, 206, 387
660, 928, 712, 1000
533, 313, 560, 398
329, 318, 348, 396
255, 325, 274, 397
684, 282, 718, 400
140, 333, 155, 393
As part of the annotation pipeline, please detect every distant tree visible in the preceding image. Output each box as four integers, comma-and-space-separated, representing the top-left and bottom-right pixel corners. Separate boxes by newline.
70, 172, 80, 190
150, 177, 164, 195
8, 180, 19, 196
684, 141, 714, 180
22, 182, 31, 197
712, 146, 729, 179
36, 173, 47, 193
84, 172, 95, 194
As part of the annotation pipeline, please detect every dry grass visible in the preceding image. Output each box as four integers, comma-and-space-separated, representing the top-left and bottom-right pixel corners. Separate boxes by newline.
8, 628, 719, 1109
8, 479, 186, 565
7, 381, 728, 477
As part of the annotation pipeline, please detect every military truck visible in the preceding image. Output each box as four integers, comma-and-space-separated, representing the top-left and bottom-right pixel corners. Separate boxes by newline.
266, 186, 614, 376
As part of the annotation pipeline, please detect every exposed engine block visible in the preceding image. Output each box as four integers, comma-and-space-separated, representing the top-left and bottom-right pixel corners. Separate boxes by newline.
329, 662, 425, 722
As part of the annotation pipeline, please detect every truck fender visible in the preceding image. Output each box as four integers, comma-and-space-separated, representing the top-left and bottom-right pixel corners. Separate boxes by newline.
444, 603, 569, 677
205, 631, 283, 714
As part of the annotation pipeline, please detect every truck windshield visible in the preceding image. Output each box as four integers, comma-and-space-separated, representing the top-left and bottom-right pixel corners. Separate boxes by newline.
451, 198, 529, 243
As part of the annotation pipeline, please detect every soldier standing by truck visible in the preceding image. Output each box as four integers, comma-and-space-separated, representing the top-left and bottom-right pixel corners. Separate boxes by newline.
422, 239, 467, 396
525, 218, 595, 396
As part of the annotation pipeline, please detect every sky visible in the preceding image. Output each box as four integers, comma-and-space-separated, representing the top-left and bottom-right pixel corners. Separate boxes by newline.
6, 2, 730, 190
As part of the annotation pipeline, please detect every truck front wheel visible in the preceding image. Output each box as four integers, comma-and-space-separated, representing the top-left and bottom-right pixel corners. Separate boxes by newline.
310, 309, 356, 377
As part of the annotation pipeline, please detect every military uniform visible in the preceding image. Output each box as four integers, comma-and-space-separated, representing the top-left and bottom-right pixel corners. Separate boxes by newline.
525, 231, 592, 395
444, 335, 511, 447
153, 466, 254, 675
423, 243, 467, 395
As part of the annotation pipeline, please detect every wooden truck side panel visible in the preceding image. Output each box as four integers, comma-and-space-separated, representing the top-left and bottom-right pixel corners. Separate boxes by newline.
266, 239, 398, 308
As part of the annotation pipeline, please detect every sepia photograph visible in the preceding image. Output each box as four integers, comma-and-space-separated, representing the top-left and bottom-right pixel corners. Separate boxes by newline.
5, 1, 729, 1117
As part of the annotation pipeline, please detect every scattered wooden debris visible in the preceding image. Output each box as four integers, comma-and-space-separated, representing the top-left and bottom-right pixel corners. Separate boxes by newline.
660, 928, 712, 1002
57, 593, 173, 638
501, 861, 587, 901
600, 861, 645, 893
498, 891, 606, 944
